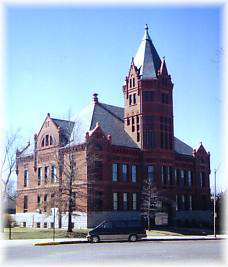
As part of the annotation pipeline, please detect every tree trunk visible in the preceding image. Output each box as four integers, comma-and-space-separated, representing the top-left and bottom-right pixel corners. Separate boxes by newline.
147, 210, 150, 231
58, 211, 62, 229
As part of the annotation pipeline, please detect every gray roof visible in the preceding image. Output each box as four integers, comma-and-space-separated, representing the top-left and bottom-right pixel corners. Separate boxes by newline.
52, 118, 75, 139
134, 25, 161, 80
174, 137, 193, 156
89, 102, 193, 155
18, 102, 193, 157
90, 103, 138, 148
18, 141, 34, 157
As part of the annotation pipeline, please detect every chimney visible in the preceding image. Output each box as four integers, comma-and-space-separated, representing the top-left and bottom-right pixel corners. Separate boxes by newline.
93, 93, 98, 103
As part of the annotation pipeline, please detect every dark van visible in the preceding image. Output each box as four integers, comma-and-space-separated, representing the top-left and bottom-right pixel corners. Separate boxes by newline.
87, 220, 146, 243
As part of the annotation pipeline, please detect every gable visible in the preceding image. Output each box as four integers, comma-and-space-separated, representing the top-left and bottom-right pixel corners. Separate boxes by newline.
37, 115, 60, 149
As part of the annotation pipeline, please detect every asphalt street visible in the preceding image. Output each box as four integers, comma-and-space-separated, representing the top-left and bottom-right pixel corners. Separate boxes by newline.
1, 239, 226, 266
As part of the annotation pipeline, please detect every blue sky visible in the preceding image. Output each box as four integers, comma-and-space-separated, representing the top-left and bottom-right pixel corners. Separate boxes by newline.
5, 5, 224, 191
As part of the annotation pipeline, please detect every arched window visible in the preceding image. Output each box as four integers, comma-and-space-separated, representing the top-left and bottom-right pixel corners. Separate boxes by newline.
41, 138, 44, 147
45, 135, 49, 146
50, 136, 53, 145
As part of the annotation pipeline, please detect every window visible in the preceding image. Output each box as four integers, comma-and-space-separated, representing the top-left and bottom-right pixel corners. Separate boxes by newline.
23, 222, 26, 227
41, 139, 44, 147
137, 132, 140, 142
123, 193, 128, 210
176, 169, 181, 185
113, 193, 118, 210
51, 165, 57, 183
122, 164, 128, 182
50, 136, 53, 145
44, 222, 48, 228
200, 172, 206, 187
132, 117, 135, 132
127, 117, 130, 126
129, 95, 132, 105
44, 166, 49, 183
103, 222, 112, 229
95, 192, 103, 210
136, 116, 139, 124
189, 195, 193, 210
162, 93, 169, 104
37, 195, 41, 209
131, 165, 137, 183
182, 195, 185, 210
36, 222, 40, 228
169, 167, 173, 185
188, 171, 192, 187
112, 163, 118, 182
24, 170, 29, 187
143, 129, 155, 149
160, 117, 172, 150
142, 91, 154, 102
132, 193, 137, 210
95, 161, 103, 180
133, 93, 136, 104
45, 135, 49, 146
132, 78, 135, 87
44, 194, 48, 212
174, 168, 177, 184
175, 195, 178, 211
129, 79, 132, 88
148, 165, 155, 183
23, 195, 28, 213
161, 166, 167, 185
180, 170, 184, 187
38, 167, 42, 185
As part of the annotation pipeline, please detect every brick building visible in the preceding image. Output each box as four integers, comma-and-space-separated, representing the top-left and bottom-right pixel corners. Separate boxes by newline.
15, 25, 211, 229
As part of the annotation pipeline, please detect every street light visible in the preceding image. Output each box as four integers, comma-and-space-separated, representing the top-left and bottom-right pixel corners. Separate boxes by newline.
213, 163, 221, 239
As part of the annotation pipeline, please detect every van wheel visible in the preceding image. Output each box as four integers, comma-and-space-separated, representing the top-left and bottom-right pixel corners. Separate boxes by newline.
91, 235, 100, 243
129, 234, 137, 242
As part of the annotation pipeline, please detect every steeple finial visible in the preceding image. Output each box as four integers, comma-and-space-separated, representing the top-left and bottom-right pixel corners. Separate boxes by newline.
145, 24, 149, 31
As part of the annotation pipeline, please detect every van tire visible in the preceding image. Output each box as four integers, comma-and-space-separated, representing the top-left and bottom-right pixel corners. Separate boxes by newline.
129, 234, 138, 242
91, 235, 100, 243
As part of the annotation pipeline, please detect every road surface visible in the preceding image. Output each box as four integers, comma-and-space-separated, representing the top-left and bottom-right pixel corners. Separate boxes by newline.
1, 239, 226, 265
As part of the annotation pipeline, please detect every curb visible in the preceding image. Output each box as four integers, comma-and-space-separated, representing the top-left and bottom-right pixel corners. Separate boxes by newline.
142, 237, 225, 242
33, 240, 88, 246
33, 237, 226, 246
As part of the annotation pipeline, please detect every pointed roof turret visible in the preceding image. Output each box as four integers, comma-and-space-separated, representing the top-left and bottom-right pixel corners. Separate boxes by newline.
159, 56, 169, 76
134, 24, 161, 80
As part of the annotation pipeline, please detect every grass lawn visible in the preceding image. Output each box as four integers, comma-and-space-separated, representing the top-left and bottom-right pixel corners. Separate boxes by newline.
3, 226, 213, 240
147, 226, 213, 236
3, 227, 89, 240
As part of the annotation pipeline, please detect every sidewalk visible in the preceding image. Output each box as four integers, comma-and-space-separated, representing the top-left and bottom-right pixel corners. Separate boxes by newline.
2, 234, 227, 247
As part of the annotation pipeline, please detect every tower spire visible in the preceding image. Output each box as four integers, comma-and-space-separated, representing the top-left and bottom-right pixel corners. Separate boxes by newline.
134, 24, 161, 79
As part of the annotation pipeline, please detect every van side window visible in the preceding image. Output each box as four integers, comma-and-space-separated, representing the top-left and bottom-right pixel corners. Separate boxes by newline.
103, 222, 112, 229
115, 221, 127, 228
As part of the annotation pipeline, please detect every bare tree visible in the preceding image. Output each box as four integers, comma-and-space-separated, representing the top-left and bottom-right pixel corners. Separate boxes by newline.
0, 131, 20, 199
141, 179, 174, 230
39, 113, 96, 233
